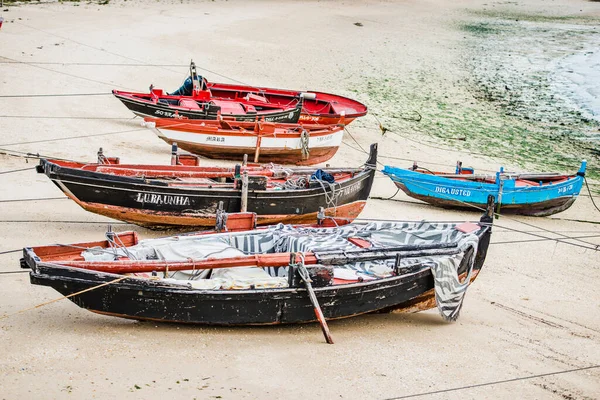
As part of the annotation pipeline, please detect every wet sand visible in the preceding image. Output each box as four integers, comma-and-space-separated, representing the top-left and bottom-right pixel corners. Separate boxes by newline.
0, 1, 599, 399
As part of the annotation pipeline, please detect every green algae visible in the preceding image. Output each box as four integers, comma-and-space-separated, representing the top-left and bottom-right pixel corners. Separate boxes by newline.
355, 75, 599, 181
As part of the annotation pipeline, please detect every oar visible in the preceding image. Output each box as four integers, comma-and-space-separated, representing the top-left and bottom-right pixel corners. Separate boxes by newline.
292, 253, 334, 344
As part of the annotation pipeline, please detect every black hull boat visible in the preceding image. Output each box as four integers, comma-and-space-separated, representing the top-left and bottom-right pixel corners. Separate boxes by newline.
112, 61, 367, 125
23, 198, 494, 336
37, 145, 378, 228
113, 89, 304, 123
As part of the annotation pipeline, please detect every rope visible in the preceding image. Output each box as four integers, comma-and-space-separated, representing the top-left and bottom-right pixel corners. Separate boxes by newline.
11, 22, 182, 76
364, 111, 490, 158
0, 220, 130, 224
0, 275, 129, 321
0, 148, 79, 162
369, 196, 426, 206
551, 217, 600, 225
384, 175, 600, 250
57, 243, 129, 258
7, 23, 251, 85
0, 61, 193, 67
312, 178, 339, 211
492, 233, 600, 245
0, 56, 135, 90
0, 270, 29, 275
584, 176, 600, 213
0, 197, 67, 203
342, 136, 469, 170
343, 128, 384, 167
300, 129, 310, 160
0, 93, 111, 98
492, 223, 600, 251
0, 115, 134, 120
0, 127, 146, 147
0, 249, 21, 255
0, 167, 35, 175
371, 188, 400, 201
384, 364, 600, 400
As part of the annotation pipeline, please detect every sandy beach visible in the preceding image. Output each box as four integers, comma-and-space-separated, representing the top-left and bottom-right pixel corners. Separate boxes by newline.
0, 0, 599, 398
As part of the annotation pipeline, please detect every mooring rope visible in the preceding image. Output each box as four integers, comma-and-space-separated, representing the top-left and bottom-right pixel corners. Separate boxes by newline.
0, 220, 130, 225
342, 135, 468, 170
0, 197, 67, 203
491, 233, 600, 245
0, 167, 35, 175
384, 364, 600, 400
379, 171, 600, 250
0, 127, 147, 147
0, 93, 111, 98
352, 209, 600, 253
0, 148, 79, 162
8, 22, 253, 86
0, 115, 135, 120
584, 176, 600, 213
9, 22, 182, 76
0, 249, 21, 255
0, 275, 129, 321
0, 61, 192, 67
1, 56, 135, 90
343, 128, 384, 167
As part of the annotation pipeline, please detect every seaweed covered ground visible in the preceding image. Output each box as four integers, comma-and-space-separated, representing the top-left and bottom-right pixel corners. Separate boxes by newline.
349, 8, 600, 181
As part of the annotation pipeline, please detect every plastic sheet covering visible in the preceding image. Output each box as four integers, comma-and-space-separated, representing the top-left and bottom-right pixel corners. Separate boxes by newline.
82, 237, 238, 262
80, 221, 479, 300
82, 234, 289, 289
211, 267, 288, 289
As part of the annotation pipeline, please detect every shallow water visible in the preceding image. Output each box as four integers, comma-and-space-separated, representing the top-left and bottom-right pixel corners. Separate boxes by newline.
552, 46, 600, 125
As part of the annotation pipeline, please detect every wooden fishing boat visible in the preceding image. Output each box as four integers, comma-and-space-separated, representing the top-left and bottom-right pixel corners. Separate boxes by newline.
22, 199, 494, 334
383, 161, 587, 216
113, 61, 367, 125
112, 89, 304, 123
144, 117, 346, 165
37, 144, 377, 228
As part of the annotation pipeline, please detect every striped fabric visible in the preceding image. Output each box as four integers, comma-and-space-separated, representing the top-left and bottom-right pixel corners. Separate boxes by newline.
80, 221, 479, 320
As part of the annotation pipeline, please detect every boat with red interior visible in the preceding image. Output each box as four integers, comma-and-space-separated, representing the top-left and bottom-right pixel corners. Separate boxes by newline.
113, 61, 367, 125
37, 144, 377, 228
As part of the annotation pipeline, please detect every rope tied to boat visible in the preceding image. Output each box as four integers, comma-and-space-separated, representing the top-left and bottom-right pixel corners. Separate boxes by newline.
584, 176, 600, 214
215, 210, 228, 232
105, 226, 136, 260
0, 275, 129, 321
300, 129, 310, 160
312, 178, 339, 213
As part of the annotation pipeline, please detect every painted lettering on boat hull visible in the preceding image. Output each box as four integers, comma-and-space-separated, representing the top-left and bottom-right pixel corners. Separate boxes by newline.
135, 193, 191, 206
434, 187, 472, 197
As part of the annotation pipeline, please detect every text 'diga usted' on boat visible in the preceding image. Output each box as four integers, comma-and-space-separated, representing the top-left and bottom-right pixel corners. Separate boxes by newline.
36, 144, 378, 228
112, 61, 367, 125
23, 197, 494, 334
143, 116, 347, 165
383, 160, 587, 216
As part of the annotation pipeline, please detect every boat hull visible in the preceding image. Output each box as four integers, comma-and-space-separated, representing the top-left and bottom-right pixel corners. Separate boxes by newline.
384, 167, 583, 217
151, 124, 345, 165
40, 160, 375, 228
393, 182, 578, 216
29, 227, 489, 325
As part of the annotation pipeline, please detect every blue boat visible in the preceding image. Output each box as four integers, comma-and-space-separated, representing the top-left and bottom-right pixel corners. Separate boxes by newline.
382, 161, 586, 216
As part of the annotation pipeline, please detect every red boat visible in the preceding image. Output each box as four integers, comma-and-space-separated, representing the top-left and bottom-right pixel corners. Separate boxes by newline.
113, 61, 367, 125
